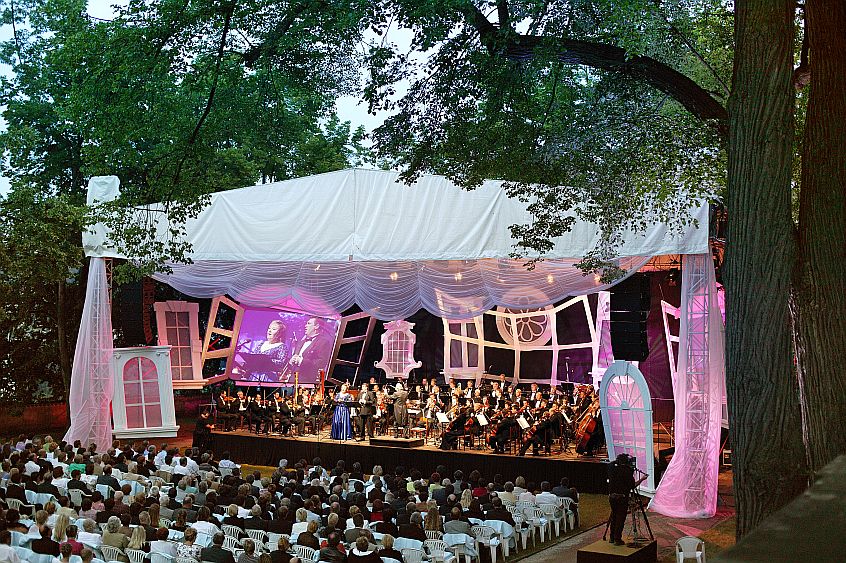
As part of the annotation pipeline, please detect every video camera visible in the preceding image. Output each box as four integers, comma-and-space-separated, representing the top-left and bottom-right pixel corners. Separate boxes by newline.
614, 453, 637, 470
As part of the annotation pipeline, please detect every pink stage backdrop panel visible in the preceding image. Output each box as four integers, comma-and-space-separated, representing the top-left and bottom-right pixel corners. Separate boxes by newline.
230, 308, 340, 386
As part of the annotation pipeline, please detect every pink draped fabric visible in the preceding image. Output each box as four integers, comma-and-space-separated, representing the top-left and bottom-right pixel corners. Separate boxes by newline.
649, 253, 725, 518
63, 258, 115, 451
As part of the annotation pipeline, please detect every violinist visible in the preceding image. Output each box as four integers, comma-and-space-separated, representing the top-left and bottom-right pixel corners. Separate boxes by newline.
519, 406, 557, 456
216, 390, 238, 431
287, 395, 307, 435
463, 401, 485, 447
422, 393, 441, 436
439, 407, 470, 450
488, 405, 518, 454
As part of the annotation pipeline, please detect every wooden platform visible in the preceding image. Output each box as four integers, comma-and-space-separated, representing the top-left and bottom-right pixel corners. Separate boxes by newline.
577, 540, 657, 563
369, 437, 425, 448
209, 430, 610, 493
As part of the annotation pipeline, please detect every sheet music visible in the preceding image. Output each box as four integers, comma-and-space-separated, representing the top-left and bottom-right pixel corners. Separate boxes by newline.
517, 415, 530, 430
476, 414, 488, 426
436, 412, 450, 424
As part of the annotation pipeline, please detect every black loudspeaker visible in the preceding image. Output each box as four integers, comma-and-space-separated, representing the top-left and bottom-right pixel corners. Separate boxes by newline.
610, 274, 650, 361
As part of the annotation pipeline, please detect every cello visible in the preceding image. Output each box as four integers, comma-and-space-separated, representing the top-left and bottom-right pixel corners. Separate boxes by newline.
574, 397, 600, 454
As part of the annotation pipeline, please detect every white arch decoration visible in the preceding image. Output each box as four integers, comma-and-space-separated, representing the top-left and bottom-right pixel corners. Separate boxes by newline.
600, 360, 656, 494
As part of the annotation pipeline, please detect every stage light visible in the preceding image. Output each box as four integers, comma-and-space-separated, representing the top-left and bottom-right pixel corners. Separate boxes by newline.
546, 274, 554, 285
667, 267, 680, 286
594, 273, 602, 284
454, 272, 463, 281
389, 271, 398, 281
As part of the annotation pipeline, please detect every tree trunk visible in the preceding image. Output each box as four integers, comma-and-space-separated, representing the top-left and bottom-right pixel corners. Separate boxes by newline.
791, 0, 846, 473
726, 0, 809, 537
57, 280, 72, 422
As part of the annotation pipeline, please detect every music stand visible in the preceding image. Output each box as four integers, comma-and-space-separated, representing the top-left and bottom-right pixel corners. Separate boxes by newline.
234, 352, 282, 386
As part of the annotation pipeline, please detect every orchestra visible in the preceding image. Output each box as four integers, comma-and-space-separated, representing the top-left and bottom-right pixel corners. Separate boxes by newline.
209, 377, 605, 457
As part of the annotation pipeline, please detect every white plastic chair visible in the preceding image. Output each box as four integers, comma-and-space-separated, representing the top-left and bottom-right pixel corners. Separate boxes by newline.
9, 530, 27, 547
28, 553, 55, 563
99, 545, 126, 562
424, 539, 453, 563
521, 507, 547, 545
559, 498, 577, 531
425, 530, 444, 540
95, 484, 115, 499
401, 547, 426, 563
247, 528, 268, 544
6, 497, 35, 514
24, 490, 37, 504
150, 554, 175, 563
126, 548, 147, 563
294, 545, 316, 561
538, 504, 564, 536
471, 525, 502, 563
68, 488, 89, 508
223, 535, 242, 552
222, 524, 242, 539
676, 536, 706, 563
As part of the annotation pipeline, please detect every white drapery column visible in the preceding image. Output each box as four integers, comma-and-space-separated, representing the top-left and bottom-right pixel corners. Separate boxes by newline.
63, 257, 115, 451
649, 252, 725, 518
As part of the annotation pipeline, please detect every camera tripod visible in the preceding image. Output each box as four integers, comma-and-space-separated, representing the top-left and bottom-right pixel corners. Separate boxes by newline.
602, 486, 654, 547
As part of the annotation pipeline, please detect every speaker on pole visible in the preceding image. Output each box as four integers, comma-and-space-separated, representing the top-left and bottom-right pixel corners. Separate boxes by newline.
609, 273, 650, 361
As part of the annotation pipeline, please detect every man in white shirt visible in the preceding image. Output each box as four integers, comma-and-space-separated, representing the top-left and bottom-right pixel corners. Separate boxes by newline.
513, 476, 527, 496
24, 455, 40, 476
0, 530, 21, 563
534, 481, 560, 507
218, 452, 238, 470
173, 457, 192, 477
154, 447, 168, 468
77, 520, 102, 547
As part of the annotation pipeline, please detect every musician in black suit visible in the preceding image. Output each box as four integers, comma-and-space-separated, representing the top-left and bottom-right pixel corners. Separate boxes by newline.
439, 408, 469, 450
288, 317, 334, 383
248, 396, 270, 434
216, 390, 238, 431
388, 382, 409, 436
357, 383, 376, 439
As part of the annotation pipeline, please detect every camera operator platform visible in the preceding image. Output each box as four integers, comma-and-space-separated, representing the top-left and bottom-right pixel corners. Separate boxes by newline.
604, 453, 652, 547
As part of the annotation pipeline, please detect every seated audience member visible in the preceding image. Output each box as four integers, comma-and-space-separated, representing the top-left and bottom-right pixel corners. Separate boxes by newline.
484, 498, 515, 526
535, 481, 560, 506
269, 537, 299, 563
0, 531, 19, 563
63, 524, 84, 555
296, 520, 320, 550
80, 549, 95, 563
32, 525, 61, 556
443, 507, 475, 538
347, 536, 381, 563
372, 508, 398, 537
5, 509, 28, 534
223, 504, 246, 529
77, 520, 102, 547
151, 526, 177, 556
101, 516, 130, 562
244, 505, 267, 531
126, 526, 149, 553
318, 532, 347, 563
176, 527, 204, 561
378, 534, 404, 563
238, 538, 261, 563
200, 532, 236, 563
54, 542, 74, 563
397, 512, 426, 542
423, 507, 443, 532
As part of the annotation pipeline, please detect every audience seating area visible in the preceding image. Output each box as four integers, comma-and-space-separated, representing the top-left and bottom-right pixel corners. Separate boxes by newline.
0, 434, 581, 563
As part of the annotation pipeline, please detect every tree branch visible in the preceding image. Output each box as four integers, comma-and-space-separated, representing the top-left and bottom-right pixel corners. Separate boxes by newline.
465, 6, 728, 137
241, 0, 322, 67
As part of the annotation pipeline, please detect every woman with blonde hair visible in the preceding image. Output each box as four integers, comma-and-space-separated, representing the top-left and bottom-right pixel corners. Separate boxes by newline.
28, 510, 48, 535
127, 525, 149, 552
459, 488, 473, 509
176, 527, 203, 561
52, 513, 70, 542
378, 534, 403, 562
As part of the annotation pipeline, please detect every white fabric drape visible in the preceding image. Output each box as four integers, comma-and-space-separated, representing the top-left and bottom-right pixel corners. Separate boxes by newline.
63, 258, 115, 451
649, 253, 725, 518
84, 169, 711, 262
153, 256, 652, 320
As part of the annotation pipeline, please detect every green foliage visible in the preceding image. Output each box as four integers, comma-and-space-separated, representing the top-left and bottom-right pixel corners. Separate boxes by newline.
368, 0, 731, 273
0, 0, 372, 398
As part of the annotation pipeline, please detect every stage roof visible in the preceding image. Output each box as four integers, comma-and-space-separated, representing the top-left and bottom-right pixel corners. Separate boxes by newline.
84, 169, 709, 262
83, 170, 709, 319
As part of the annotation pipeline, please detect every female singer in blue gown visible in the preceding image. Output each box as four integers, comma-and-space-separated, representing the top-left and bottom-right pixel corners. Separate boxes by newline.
330, 383, 353, 440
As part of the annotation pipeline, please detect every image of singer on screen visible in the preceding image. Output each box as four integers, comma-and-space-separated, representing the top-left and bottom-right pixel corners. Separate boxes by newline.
233, 320, 290, 380
289, 317, 334, 381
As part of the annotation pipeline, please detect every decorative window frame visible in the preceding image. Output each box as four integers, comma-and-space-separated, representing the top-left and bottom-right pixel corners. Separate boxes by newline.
153, 300, 204, 388
111, 346, 179, 439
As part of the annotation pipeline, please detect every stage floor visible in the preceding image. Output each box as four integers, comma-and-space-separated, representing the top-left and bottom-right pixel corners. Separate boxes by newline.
209, 429, 611, 494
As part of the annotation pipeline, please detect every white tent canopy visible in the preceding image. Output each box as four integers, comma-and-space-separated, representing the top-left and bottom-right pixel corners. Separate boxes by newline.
84, 169, 708, 319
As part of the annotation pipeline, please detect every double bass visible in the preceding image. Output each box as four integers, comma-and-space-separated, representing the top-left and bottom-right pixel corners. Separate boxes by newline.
574, 396, 600, 454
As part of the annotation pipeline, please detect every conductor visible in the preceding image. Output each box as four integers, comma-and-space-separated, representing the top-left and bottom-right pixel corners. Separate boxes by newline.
388, 382, 409, 436
607, 453, 648, 546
